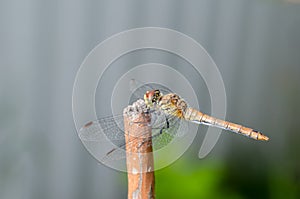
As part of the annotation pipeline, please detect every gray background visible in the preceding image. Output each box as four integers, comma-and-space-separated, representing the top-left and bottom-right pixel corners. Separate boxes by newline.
1, 0, 300, 199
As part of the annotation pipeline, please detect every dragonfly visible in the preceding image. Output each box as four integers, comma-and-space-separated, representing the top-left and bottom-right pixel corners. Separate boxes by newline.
79, 83, 269, 163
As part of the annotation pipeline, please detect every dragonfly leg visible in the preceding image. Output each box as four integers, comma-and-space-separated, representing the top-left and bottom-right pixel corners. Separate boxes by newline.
159, 117, 169, 134
166, 117, 169, 128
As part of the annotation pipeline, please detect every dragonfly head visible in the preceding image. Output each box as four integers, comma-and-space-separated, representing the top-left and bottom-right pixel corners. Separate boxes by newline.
144, 90, 162, 107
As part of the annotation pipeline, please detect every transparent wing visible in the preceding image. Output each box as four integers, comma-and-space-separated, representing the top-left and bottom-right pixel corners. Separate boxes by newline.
79, 109, 157, 142
105, 117, 188, 162
101, 116, 189, 162
151, 112, 189, 150
79, 114, 125, 142
78, 108, 182, 142
79, 111, 189, 163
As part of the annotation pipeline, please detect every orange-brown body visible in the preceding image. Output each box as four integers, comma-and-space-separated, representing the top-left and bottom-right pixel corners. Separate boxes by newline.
145, 90, 269, 141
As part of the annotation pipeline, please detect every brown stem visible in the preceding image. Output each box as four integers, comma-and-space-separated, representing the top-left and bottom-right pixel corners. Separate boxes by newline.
123, 100, 155, 199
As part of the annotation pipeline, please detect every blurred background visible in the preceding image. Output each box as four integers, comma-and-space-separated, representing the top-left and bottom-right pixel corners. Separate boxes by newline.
1, 0, 300, 198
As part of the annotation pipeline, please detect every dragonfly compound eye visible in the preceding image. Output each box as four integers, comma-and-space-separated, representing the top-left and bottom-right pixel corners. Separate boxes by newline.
154, 90, 160, 96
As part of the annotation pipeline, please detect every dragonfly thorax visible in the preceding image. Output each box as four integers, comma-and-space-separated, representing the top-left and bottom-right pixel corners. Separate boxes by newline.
144, 90, 188, 119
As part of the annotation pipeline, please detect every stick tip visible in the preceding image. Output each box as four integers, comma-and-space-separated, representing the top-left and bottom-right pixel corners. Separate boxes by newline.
123, 99, 148, 117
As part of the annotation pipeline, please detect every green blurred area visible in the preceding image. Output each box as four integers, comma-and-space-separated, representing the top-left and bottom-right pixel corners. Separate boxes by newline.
155, 156, 299, 199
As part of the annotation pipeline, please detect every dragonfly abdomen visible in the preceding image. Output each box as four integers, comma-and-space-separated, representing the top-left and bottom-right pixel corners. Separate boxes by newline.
184, 108, 269, 141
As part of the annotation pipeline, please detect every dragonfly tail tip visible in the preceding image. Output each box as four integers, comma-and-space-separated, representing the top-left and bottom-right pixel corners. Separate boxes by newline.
258, 134, 269, 141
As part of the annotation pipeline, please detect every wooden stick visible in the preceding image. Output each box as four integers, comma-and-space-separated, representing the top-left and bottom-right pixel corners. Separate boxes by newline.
123, 100, 155, 199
